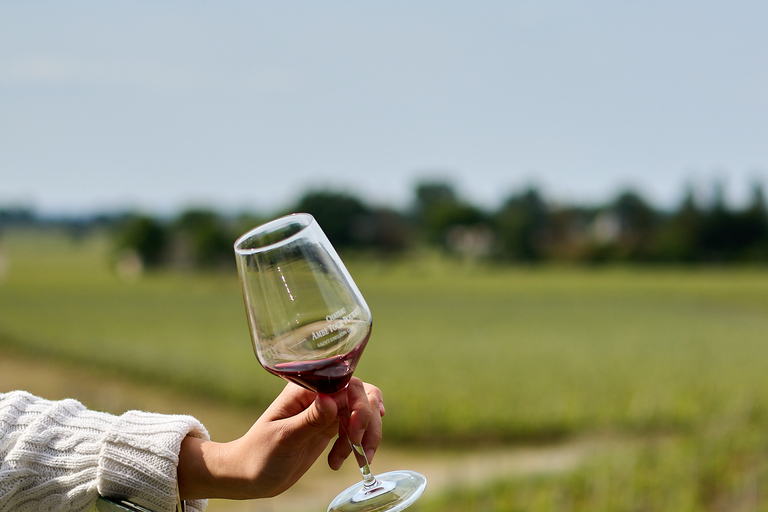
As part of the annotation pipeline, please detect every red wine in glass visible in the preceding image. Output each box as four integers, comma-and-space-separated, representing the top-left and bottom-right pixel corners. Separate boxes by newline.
267, 334, 369, 395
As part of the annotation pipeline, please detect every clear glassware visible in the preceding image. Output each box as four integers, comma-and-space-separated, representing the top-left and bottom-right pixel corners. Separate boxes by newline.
234, 213, 426, 512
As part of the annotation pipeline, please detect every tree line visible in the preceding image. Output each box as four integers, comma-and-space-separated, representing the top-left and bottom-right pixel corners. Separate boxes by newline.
3, 179, 768, 271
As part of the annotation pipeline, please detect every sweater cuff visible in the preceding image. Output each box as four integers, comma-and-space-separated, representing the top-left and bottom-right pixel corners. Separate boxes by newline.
98, 410, 209, 512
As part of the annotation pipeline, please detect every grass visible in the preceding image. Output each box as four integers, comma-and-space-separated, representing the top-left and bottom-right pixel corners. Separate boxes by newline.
411, 416, 768, 512
356, 262, 768, 443
2, 229, 768, 444
3, 228, 768, 511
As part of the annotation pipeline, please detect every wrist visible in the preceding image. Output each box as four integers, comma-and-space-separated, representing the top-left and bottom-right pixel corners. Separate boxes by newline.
177, 436, 225, 500
178, 435, 268, 501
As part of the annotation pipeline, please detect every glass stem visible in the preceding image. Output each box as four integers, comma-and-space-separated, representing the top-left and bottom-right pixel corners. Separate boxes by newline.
350, 439, 376, 484
334, 390, 379, 487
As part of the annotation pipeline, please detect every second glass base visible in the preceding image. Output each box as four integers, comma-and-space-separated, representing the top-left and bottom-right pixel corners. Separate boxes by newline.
328, 470, 427, 512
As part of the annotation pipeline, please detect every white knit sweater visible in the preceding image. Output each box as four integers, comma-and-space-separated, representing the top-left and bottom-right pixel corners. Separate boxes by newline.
0, 391, 209, 512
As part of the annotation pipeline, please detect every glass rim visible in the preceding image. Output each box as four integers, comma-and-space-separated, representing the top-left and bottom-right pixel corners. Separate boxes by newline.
234, 212, 315, 255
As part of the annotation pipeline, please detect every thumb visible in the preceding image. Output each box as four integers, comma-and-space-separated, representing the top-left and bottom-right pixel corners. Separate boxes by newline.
300, 393, 339, 432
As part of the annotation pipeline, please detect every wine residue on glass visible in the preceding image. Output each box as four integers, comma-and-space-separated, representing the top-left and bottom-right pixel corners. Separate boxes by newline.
263, 318, 371, 395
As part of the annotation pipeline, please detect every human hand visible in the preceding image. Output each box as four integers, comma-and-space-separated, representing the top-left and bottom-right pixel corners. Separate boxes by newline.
177, 378, 384, 501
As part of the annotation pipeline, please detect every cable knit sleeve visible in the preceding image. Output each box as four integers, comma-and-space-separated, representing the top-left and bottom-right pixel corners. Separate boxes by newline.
0, 390, 209, 512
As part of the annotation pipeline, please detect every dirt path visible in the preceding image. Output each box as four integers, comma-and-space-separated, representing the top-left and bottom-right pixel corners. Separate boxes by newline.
0, 349, 602, 512
206, 438, 599, 512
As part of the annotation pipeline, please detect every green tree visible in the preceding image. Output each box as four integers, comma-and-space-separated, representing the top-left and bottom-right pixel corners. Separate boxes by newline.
693, 181, 768, 262
293, 190, 371, 249
412, 182, 486, 249
739, 182, 768, 260
173, 209, 233, 269
115, 215, 168, 268
654, 185, 702, 262
610, 190, 659, 260
352, 207, 413, 256
492, 187, 549, 262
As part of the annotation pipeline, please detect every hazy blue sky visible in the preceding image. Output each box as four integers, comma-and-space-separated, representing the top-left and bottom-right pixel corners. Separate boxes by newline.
1, 1, 766, 216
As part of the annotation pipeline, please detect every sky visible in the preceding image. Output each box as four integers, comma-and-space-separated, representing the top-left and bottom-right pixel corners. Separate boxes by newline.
1, 1, 767, 217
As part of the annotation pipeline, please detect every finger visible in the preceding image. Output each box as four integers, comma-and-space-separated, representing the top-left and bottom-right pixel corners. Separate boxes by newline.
310, 393, 340, 432
363, 382, 384, 417
361, 385, 384, 462
377, 393, 386, 417
345, 378, 372, 446
262, 382, 319, 421
271, 392, 339, 451
327, 381, 384, 470
327, 435, 351, 471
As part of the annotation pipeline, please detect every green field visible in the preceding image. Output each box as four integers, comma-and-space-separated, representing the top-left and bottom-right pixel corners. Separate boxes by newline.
2, 228, 768, 511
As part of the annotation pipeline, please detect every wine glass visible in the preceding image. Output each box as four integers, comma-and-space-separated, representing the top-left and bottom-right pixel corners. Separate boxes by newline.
234, 213, 427, 512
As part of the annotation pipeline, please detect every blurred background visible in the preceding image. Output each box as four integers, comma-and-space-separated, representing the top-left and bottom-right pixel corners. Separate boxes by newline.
2, 2, 768, 511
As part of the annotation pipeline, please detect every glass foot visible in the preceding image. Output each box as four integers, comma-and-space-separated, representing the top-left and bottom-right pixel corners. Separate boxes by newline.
328, 470, 427, 512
